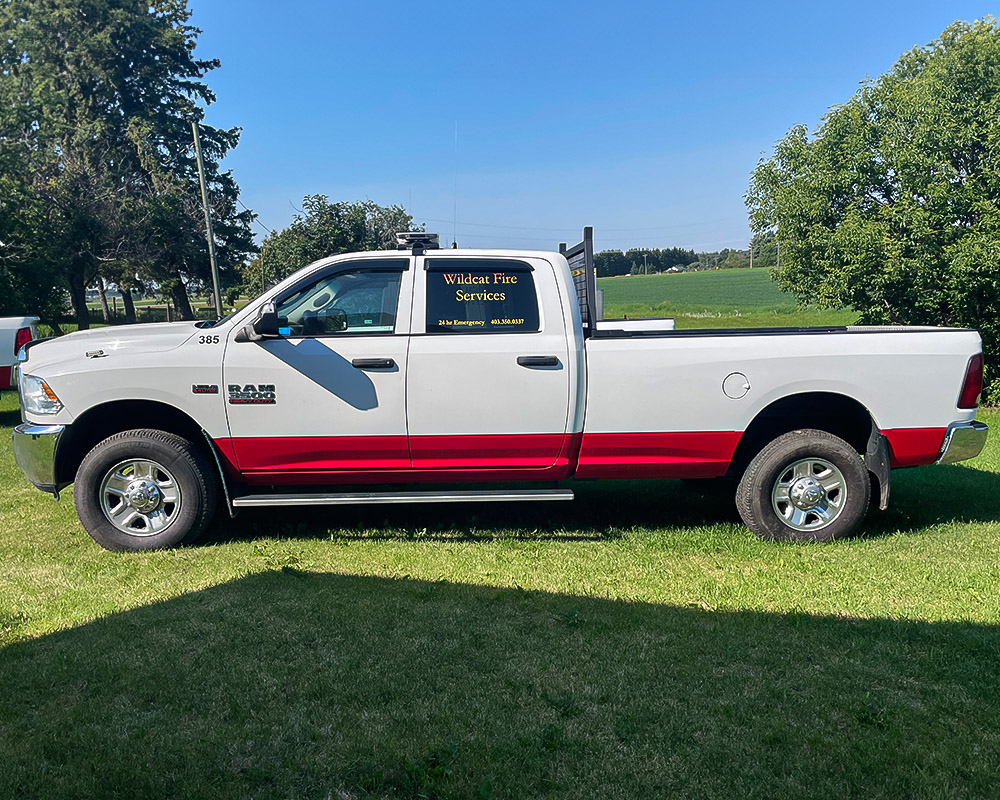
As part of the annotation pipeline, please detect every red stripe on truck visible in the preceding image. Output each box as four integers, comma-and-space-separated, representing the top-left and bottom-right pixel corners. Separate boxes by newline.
217, 433, 577, 474
218, 431, 739, 479
881, 427, 947, 468
575, 431, 742, 479
221, 435, 411, 472
214, 427, 950, 485
214, 433, 580, 485
0, 366, 11, 388
410, 433, 573, 469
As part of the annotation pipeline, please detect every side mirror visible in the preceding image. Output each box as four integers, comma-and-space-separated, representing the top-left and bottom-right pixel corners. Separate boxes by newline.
239, 302, 281, 342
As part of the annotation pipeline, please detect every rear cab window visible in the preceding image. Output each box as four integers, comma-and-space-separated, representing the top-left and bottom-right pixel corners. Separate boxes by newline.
425, 259, 539, 333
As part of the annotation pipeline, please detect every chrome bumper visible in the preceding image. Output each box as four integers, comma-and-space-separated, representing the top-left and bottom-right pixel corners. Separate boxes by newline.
937, 420, 989, 465
12, 423, 66, 497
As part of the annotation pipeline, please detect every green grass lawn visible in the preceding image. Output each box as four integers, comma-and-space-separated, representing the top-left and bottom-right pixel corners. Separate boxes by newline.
599, 268, 858, 329
2, 388, 1000, 798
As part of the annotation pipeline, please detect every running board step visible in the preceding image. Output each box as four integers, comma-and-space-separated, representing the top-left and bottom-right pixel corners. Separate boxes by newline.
232, 489, 575, 507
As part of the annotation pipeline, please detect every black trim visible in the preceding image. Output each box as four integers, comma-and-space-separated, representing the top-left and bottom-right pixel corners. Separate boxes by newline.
517, 355, 560, 367
352, 357, 396, 369
590, 325, 977, 340
865, 427, 891, 511
16, 336, 55, 364
561, 227, 596, 337
201, 430, 238, 519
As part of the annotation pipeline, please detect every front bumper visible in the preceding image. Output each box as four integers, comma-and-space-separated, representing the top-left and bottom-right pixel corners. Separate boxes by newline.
12, 423, 66, 496
937, 420, 989, 465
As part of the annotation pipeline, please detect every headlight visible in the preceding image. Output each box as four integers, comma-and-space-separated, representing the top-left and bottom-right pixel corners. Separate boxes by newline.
19, 373, 64, 415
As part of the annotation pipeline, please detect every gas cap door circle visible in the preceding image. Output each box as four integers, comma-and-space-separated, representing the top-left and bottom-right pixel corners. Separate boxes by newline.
723, 371, 751, 400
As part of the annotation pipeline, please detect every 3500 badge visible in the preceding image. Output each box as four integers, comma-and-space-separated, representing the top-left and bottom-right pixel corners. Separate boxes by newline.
228, 384, 276, 405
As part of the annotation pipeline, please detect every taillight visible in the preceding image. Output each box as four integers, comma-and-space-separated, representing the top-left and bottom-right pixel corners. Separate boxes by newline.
13, 326, 31, 357
958, 353, 984, 409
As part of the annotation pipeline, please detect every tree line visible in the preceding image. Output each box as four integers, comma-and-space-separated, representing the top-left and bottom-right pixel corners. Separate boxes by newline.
594, 232, 777, 277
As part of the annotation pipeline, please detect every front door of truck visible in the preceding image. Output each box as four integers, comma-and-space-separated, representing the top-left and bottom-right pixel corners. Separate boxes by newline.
405, 256, 572, 472
222, 257, 413, 482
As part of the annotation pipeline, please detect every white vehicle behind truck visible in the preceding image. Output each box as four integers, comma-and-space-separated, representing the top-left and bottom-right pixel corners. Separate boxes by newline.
0, 316, 38, 387
11, 230, 988, 551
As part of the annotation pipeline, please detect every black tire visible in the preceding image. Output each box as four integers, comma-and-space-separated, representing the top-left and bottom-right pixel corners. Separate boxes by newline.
74, 429, 218, 551
736, 428, 870, 543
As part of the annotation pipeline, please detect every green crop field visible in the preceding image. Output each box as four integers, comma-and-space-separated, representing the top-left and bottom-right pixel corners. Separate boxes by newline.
599, 267, 858, 329
2, 387, 1000, 799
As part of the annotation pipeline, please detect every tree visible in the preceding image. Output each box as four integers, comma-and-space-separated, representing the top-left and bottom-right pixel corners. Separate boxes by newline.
595, 250, 631, 277
747, 18, 1000, 389
0, 0, 255, 328
244, 197, 416, 292
750, 232, 777, 268
721, 249, 749, 269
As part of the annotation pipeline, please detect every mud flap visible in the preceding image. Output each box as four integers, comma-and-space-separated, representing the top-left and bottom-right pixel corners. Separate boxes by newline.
201, 429, 239, 519
865, 427, 891, 511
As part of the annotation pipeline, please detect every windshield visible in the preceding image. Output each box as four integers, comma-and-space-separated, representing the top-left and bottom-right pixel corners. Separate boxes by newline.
196, 304, 246, 328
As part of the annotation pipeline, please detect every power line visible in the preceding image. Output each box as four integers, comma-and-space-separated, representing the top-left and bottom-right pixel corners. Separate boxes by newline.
413, 215, 740, 234
237, 198, 274, 236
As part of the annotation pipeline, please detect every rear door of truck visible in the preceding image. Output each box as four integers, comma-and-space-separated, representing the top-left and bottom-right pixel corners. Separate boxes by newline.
405, 255, 572, 471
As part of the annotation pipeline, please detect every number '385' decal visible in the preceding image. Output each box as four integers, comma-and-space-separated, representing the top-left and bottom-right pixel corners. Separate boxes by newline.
197, 335, 220, 344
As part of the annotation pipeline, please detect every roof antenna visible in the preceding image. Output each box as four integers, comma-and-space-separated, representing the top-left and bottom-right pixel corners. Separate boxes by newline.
452, 121, 458, 247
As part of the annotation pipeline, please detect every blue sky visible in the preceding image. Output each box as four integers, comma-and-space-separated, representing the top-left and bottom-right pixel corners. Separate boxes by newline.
189, 1, 996, 253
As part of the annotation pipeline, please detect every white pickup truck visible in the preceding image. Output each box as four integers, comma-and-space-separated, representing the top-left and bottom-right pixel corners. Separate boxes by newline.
1, 315, 38, 388
12, 229, 988, 551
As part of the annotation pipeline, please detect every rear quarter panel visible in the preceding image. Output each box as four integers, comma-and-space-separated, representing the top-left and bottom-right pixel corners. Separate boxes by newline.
580, 328, 982, 476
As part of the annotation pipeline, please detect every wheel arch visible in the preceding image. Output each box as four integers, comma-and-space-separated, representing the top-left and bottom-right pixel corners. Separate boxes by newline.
727, 392, 878, 480
56, 400, 212, 488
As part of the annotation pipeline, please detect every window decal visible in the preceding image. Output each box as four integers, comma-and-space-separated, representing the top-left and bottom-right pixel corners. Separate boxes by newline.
425, 260, 539, 333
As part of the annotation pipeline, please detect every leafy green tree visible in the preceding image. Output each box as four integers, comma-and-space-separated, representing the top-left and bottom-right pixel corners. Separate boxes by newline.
0, 0, 255, 327
595, 250, 631, 278
721, 249, 750, 269
747, 18, 1000, 386
244, 197, 416, 292
750, 232, 777, 268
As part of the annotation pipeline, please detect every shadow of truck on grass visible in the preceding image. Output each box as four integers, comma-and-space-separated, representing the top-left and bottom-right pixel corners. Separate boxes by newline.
213, 461, 1000, 545
2, 571, 999, 799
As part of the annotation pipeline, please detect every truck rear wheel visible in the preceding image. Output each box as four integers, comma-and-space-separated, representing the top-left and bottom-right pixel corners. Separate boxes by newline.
736, 429, 870, 542
74, 429, 217, 551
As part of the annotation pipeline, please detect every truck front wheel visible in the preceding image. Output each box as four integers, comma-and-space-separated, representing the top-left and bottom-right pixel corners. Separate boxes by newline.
736, 429, 870, 542
74, 429, 218, 551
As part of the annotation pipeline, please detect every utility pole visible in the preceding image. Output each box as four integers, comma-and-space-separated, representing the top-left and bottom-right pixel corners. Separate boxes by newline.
749, 240, 754, 269
643, 253, 648, 275
191, 120, 224, 319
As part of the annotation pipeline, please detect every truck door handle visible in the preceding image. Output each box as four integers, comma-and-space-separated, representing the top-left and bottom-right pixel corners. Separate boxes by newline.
517, 355, 560, 368
351, 358, 396, 369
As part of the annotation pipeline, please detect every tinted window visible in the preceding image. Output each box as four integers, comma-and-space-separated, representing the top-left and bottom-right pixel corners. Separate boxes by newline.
425, 259, 539, 333
276, 261, 406, 337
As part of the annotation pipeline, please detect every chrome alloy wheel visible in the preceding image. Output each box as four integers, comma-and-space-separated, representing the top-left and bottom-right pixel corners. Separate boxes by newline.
99, 458, 182, 536
771, 457, 847, 532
